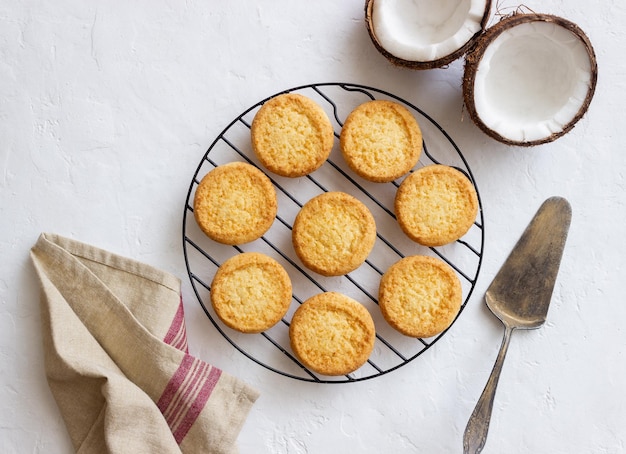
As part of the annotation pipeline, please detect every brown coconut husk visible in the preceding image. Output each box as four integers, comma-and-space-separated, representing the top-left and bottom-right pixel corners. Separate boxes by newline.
462, 13, 598, 146
365, 0, 493, 70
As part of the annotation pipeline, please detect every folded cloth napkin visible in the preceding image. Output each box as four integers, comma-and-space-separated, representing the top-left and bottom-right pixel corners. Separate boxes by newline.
30, 233, 259, 454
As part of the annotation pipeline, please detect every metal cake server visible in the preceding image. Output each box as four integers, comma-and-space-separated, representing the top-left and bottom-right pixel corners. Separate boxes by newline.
463, 196, 572, 454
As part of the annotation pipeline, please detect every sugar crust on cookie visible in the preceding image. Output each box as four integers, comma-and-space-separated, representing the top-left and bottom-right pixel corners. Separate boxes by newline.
251, 93, 334, 178
292, 191, 376, 276
289, 292, 376, 376
395, 164, 478, 246
378, 255, 462, 338
193, 161, 277, 245
211, 252, 292, 333
340, 99, 422, 182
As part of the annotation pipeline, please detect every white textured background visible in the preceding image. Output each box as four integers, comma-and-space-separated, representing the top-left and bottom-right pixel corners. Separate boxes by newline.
1, 0, 624, 452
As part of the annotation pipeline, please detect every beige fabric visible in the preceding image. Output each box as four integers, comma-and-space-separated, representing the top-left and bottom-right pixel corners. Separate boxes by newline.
30, 233, 259, 454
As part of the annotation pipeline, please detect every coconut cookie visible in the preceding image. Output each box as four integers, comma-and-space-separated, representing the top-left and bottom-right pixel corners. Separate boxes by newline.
378, 255, 462, 338
395, 164, 478, 247
340, 100, 422, 182
251, 93, 335, 178
194, 161, 277, 245
210, 252, 292, 333
289, 292, 376, 376
292, 191, 376, 276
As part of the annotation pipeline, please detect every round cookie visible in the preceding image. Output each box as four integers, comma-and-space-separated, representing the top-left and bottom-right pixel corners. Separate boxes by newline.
292, 191, 376, 276
193, 162, 277, 245
340, 100, 422, 182
395, 164, 478, 247
251, 93, 334, 178
378, 255, 462, 338
210, 252, 292, 333
289, 292, 376, 376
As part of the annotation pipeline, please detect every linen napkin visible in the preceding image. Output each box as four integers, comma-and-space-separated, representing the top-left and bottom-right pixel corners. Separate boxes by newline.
30, 233, 259, 454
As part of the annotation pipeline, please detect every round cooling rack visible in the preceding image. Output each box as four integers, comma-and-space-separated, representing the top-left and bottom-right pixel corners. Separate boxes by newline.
182, 82, 485, 383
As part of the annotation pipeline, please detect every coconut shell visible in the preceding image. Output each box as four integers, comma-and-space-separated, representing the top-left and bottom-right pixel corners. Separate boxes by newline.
365, 0, 493, 70
463, 13, 598, 146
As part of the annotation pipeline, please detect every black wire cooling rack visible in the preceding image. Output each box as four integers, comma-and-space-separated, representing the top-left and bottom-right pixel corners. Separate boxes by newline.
182, 83, 485, 383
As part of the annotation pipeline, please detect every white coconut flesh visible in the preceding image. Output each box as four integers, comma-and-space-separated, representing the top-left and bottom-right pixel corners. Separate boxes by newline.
472, 21, 593, 143
371, 0, 488, 62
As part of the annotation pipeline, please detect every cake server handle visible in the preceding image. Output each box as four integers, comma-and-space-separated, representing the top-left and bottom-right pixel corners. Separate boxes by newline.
462, 325, 513, 454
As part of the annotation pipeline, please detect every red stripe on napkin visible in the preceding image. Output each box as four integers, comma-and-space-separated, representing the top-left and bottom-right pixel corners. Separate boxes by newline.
157, 354, 222, 444
163, 296, 189, 353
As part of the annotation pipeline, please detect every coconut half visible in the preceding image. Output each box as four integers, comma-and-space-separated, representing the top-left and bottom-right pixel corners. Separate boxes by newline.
463, 13, 598, 146
365, 0, 492, 69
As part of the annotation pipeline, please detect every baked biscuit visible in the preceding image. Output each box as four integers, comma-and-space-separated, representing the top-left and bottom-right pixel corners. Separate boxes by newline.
340, 100, 422, 182
292, 191, 376, 276
210, 252, 292, 333
378, 255, 462, 338
193, 162, 277, 245
289, 292, 376, 376
395, 164, 478, 246
251, 93, 334, 177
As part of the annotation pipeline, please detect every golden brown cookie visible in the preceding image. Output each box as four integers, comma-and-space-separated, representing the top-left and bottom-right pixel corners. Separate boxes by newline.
340, 100, 422, 182
289, 292, 376, 376
193, 161, 277, 245
395, 164, 478, 246
251, 93, 334, 177
210, 252, 292, 333
292, 191, 376, 276
378, 255, 462, 338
